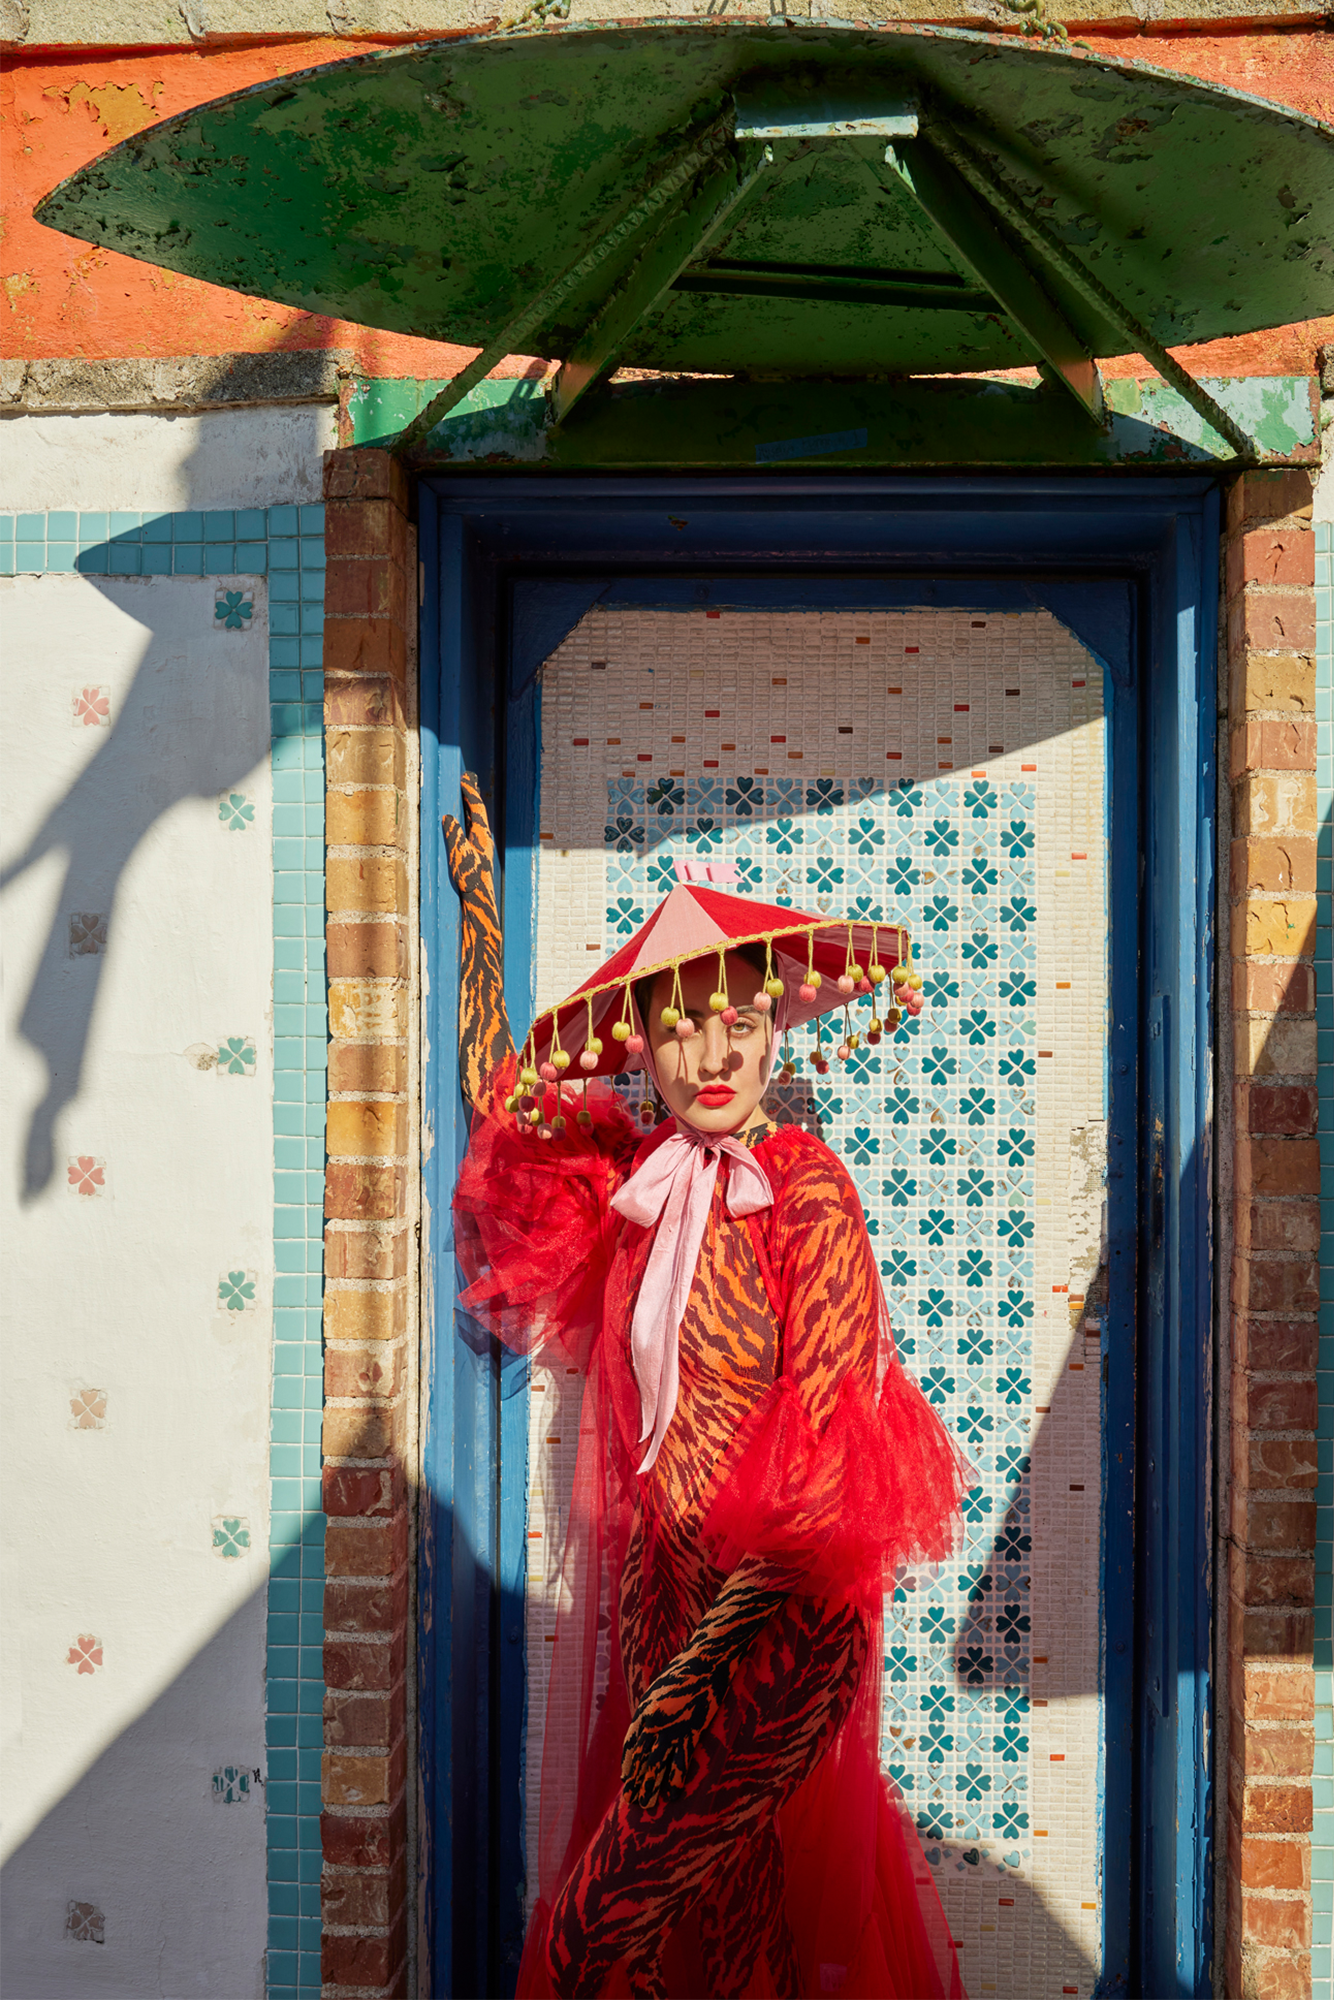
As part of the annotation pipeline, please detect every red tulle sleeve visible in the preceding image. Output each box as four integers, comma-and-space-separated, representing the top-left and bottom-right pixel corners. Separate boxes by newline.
703, 1131, 967, 1597
451, 1056, 638, 1372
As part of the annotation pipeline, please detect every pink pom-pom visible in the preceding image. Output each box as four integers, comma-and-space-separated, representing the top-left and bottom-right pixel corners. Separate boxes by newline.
836, 1042, 851, 1061
812, 1057, 829, 1075
579, 1050, 598, 1071
905, 994, 923, 1016
518, 1093, 535, 1113
751, 990, 772, 1013
721, 1006, 739, 1026
798, 982, 817, 1005
625, 1033, 644, 1055
538, 1124, 553, 1141
539, 1061, 558, 1083
675, 1019, 693, 1041
856, 975, 873, 995
837, 974, 855, 996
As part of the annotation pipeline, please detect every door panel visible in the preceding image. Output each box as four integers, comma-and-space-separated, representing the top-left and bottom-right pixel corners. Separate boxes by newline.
527, 604, 1118, 1994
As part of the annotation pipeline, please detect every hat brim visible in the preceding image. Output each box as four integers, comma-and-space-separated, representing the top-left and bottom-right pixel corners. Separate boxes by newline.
522, 885, 910, 1079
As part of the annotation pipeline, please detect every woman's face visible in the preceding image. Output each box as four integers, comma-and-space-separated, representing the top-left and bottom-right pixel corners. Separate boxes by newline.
646, 952, 774, 1134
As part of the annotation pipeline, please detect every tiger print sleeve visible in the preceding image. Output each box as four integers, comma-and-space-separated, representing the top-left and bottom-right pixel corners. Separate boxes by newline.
701, 1131, 965, 1592
442, 771, 514, 1111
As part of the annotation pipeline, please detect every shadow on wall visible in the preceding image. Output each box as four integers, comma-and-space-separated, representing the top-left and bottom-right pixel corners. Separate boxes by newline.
0, 1570, 271, 1999
0, 563, 270, 1201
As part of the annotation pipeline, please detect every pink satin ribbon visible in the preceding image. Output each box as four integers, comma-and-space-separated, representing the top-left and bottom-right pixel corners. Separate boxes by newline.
610, 1123, 773, 1475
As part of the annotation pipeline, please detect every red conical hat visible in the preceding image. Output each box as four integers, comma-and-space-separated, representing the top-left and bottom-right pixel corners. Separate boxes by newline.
520, 864, 915, 1081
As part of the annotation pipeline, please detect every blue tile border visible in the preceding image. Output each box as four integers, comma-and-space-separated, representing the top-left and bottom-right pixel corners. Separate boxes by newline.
1317, 520, 1332, 2000
0, 509, 327, 2000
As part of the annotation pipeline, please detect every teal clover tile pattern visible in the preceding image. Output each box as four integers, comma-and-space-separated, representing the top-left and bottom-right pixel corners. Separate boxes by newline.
213, 1515, 252, 1558
0, 506, 328, 2000
219, 1270, 258, 1312
216, 589, 256, 630
213, 1765, 259, 1804
217, 1035, 258, 1076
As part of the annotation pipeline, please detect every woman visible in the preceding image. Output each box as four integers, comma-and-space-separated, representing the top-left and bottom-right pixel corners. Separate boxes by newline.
445, 774, 967, 2000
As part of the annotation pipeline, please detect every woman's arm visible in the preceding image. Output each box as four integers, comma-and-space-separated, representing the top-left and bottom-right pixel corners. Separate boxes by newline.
620, 1568, 786, 1809
441, 771, 514, 1108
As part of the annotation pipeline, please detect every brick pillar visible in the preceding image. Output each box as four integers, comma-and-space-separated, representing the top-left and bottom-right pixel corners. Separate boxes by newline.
320, 448, 414, 2000
1225, 468, 1319, 1999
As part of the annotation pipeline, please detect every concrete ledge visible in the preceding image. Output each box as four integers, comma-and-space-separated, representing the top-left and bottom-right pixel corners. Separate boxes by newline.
4, 0, 1326, 48
0, 351, 353, 416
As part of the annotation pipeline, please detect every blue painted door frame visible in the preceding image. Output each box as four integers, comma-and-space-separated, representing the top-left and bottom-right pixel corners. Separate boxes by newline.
417, 475, 1219, 2000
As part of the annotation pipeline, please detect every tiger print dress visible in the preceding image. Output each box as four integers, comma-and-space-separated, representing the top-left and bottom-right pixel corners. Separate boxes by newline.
455, 1068, 967, 2000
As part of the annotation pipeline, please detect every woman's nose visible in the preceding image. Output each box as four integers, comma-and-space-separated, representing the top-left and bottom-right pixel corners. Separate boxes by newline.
698, 1015, 730, 1075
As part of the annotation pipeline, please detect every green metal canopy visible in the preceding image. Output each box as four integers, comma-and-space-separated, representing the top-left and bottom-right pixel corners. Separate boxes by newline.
36, 21, 1334, 456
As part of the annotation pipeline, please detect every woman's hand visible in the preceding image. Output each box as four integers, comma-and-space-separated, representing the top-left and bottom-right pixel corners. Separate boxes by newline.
442, 772, 513, 1105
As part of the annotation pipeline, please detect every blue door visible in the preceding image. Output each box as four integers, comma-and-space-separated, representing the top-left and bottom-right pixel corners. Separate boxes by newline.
418, 476, 1218, 2000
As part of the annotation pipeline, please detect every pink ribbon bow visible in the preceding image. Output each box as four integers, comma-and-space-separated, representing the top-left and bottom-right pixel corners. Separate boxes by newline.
611, 1123, 773, 1475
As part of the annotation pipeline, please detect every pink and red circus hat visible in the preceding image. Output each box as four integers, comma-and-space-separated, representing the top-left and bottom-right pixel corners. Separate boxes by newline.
511, 862, 924, 1111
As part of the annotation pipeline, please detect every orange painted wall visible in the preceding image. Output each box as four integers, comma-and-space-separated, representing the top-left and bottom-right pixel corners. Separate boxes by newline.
3, 26, 1332, 378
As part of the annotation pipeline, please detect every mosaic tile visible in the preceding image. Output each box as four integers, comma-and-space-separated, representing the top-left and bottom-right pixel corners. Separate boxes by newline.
213, 1515, 253, 1558
67, 912, 107, 957
531, 608, 1109, 1993
220, 790, 257, 831
65, 1901, 105, 1943
68, 1387, 108, 1430
71, 685, 110, 728
213, 1764, 260, 1803
66, 1633, 103, 1675
65, 1155, 105, 1197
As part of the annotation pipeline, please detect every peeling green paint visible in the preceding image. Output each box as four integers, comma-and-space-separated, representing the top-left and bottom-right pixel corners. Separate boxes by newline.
352, 371, 1319, 470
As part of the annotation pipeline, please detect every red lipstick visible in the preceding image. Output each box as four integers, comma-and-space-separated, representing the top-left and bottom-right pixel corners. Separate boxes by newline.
694, 1085, 736, 1107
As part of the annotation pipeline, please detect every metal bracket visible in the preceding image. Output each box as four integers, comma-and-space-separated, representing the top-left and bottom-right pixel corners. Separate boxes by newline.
550, 141, 772, 426
392, 115, 738, 454
925, 121, 1258, 461
883, 139, 1106, 425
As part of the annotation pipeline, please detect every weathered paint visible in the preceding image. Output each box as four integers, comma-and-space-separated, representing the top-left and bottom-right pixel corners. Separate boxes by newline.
5, 28, 1332, 384
31, 24, 1334, 389
350, 367, 1321, 467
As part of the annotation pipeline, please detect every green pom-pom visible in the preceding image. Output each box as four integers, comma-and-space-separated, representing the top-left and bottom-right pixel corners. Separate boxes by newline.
577, 1109, 593, 1130
553, 1048, 571, 1070
660, 1006, 680, 1029
709, 992, 728, 1013
765, 976, 784, 999
588, 1036, 603, 1055
612, 1021, 631, 1043
869, 966, 887, 986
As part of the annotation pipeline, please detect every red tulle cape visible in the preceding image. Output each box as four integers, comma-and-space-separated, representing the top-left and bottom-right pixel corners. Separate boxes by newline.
454, 1069, 968, 2000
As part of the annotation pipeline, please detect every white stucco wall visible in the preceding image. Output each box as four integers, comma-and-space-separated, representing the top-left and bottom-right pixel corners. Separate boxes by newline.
0, 403, 304, 1998
2, 403, 335, 511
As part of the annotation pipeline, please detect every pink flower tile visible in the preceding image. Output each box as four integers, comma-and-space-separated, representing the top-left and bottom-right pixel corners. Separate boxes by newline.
66, 1156, 105, 1197
66, 1634, 103, 1675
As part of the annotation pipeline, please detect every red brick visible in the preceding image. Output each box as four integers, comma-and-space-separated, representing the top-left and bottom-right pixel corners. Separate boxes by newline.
321, 1798, 405, 1868
323, 1399, 406, 1461
323, 446, 411, 510
327, 1041, 409, 1094
1239, 1663, 1315, 1724
1235, 961, 1315, 1013
1231, 837, 1317, 896
1239, 1725, 1316, 1780
325, 555, 409, 626
325, 1344, 407, 1403
1235, 1607, 1315, 1664
322, 1850, 407, 1929
1235, 1318, 1320, 1373
325, 675, 406, 729
324, 616, 409, 684
1241, 1892, 1311, 1950
1232, 1551, 1316, 1608
1246, 1380, 1319, 1433
324, 1225, 411, 1283
1227, 529, 1316, 597
1237, 1952, 1313, 2000
325, 1161, 404, 1223
321, 1928, 398, 1989
1240, 1837, 1309, 1892
1227, 469, 1316, 532
1237, 1201, 1320, 1256
327, 921, 409, 981
1234, 1254, 1319, 1314
324, 1686, 404, 1748
325, 1573, 409, 1637
325, 1512, 408, 1579
1242, 1437, 1320, 1492
322, 1463, 405, 1518
1240, 1085, 1318, 1136
325, 496, 410, 562
1231, 718, 1318, 779
1230, 591, 1318, 659
1241, 1783, 1313, 1835
326, 726, 406, 790
1237, 1500, 1317, 1555
324, 1629, 405, 1692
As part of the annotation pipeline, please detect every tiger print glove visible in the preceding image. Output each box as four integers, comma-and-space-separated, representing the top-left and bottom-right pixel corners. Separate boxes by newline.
442, 772, 514, 1108
620, 1577, 786, 1810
